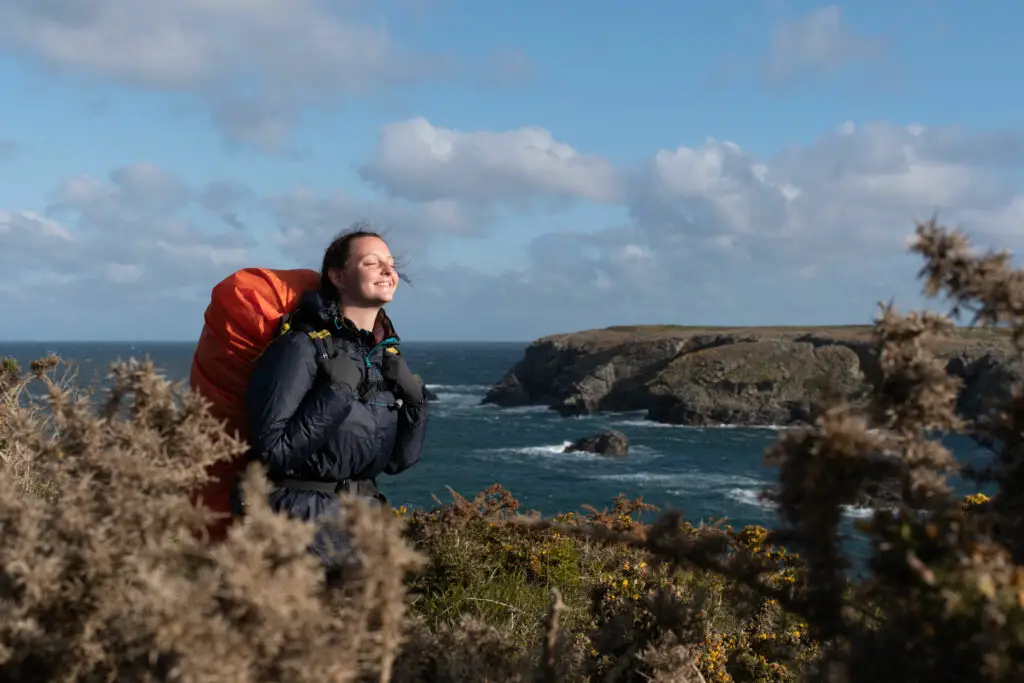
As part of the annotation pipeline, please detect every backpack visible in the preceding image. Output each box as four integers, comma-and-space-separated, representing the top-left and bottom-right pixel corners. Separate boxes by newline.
188, 267, 323, 542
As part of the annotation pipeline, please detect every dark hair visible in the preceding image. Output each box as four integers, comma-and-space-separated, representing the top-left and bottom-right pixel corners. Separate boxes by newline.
319, 222, 410, 301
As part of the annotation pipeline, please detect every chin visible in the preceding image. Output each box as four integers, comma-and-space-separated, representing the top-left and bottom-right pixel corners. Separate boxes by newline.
361, 282, 397, 306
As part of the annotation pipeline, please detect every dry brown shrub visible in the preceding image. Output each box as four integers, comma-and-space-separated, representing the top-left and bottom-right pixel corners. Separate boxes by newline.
0, 357, 423, 682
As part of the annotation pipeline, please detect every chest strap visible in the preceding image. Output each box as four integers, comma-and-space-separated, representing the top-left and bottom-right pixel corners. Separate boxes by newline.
275, 478, 387, 503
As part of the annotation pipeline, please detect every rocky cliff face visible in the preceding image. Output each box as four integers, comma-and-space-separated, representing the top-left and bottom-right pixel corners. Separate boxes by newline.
482, 326, 1022, 427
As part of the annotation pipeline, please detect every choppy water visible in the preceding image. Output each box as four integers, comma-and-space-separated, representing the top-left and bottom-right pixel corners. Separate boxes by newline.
1, 340, 996, 565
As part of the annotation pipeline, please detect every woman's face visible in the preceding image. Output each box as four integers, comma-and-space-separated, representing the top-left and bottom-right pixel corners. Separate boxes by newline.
331, 235, 399, 306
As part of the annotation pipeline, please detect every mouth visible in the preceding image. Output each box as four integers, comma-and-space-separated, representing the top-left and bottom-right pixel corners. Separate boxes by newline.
374, 280, 394, 289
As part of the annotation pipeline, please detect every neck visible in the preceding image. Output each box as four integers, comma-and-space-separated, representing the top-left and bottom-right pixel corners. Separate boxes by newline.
341, 304, 380, 333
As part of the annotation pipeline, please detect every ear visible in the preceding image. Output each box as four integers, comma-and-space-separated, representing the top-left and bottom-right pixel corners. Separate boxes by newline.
327, 267, 345, 293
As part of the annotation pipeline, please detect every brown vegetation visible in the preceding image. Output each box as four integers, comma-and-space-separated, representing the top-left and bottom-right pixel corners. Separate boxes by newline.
559, 322, 1010, 350
1, 218, 1022, 681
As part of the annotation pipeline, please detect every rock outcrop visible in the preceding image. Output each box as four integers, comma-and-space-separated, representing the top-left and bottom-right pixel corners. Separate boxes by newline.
563, 429, 630, 457
851, 480, 903, 510
482, 325, 1022, 427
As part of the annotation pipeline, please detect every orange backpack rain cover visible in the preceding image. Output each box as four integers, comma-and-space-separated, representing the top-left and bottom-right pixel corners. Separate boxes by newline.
189, 267, 321, 541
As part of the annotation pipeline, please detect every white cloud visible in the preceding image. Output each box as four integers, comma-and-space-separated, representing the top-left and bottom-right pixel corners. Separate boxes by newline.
265, 187, 487, 268
957, 197, 1024, 240
0, 210, 82, 290
761, 5, 888, 88
632, 121, 1023, 263
384, 119, 1024, 338
104, 263, 144, 284
0, 1, 475, 152
0, 210, 75, 243
154, 240, 249, 269
619, 244, 652, 261
3, 118, 1024, 340
1, 166, 258, 317
0, 1, 425, 88
358, 117, 623, 205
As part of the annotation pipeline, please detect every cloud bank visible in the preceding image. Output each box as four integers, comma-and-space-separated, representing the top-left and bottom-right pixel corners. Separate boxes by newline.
0, 0, 516, 153
1, 3, 1020, 341
4, 117, 1023, 340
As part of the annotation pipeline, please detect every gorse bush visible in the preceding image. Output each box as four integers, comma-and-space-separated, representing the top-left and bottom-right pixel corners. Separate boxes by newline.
1, 217, 1022, 681
0, 358, 424, 683
397, 489, 815, 682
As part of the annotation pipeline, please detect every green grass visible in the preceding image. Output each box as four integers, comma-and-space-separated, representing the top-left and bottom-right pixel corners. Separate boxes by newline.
547, 323, 1012, 347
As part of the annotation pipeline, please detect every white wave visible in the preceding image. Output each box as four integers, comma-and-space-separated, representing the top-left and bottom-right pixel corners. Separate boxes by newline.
426, 386, 550, 413
727, 487, 884, 519
613, 419, 684, 429
536, 442, 658, 458
485, 441, 603, 462
711, 423, 789, 431
423, 383, 490, 409
597, 471, 684, 484
431, 391, 484, 407
727, 487, 775, 510
598, 471, 767, 492
514, 441, 576, 456
480, 403, 552, 414
613, 418, 792, 432
426, 383, 490, 393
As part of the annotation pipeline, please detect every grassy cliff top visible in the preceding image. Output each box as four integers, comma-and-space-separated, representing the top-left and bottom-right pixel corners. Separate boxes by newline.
536, 323, 1012, 351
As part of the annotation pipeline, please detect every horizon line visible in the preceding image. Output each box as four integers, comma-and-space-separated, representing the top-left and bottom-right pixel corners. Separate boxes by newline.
0, 321, 1002, 346
0, 339, 535, 345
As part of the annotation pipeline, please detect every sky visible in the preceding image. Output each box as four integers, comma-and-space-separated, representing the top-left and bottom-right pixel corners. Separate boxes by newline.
1, 0, 1023, 342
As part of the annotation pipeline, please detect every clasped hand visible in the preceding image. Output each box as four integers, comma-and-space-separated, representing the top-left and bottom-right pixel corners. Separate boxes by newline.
382, 352, 426, 404
317, 352, 425, 404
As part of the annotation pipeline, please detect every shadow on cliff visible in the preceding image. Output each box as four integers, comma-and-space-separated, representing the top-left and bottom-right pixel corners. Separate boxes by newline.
484, 324, 1020, 430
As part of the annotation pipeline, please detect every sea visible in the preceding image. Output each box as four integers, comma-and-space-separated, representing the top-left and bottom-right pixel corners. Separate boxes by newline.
0, 340, 997, 567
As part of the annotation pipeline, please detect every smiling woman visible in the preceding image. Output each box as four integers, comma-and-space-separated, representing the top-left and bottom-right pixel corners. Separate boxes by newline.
238, 224, 430, 572
320, 226, 412, 331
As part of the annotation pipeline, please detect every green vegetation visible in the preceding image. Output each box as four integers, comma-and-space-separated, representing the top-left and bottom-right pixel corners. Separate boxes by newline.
600, 324, 1008, 335
399, 488, 816, 681
601, 324, 879, 335
1, 217, 1023, 681
552, 322, 1013, 355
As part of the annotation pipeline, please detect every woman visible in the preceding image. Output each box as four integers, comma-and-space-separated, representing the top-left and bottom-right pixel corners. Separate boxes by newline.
242, 227, 428, 568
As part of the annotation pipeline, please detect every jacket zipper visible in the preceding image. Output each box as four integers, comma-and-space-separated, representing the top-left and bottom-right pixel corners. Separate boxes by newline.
364, 336, 399, 368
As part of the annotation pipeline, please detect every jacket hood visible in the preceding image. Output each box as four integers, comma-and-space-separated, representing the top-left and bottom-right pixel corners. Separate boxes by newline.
292, 288, 399, 345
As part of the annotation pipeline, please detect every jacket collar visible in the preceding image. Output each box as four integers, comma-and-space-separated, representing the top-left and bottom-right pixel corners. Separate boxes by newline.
294, 289, 399, 346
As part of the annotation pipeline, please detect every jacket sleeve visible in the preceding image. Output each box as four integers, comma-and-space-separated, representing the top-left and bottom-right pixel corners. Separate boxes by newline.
383, 397, 428, 475
245, 331, 358, 476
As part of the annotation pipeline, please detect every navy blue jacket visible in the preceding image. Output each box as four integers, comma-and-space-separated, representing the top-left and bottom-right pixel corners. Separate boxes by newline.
243, 289, 428, 565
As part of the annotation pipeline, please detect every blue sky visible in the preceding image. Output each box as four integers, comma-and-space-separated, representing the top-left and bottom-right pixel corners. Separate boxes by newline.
2, 0, 1023, 341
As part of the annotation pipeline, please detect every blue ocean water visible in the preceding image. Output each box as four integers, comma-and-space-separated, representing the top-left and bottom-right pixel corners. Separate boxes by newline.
0, 340, 997, 565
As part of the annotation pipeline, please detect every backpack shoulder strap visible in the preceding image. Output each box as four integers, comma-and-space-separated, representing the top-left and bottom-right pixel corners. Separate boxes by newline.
306, 329, 334, 360
277, 312, 334, 360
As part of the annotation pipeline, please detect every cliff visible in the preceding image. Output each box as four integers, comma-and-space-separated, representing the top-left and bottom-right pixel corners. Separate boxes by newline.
482, 325, 1023, 426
